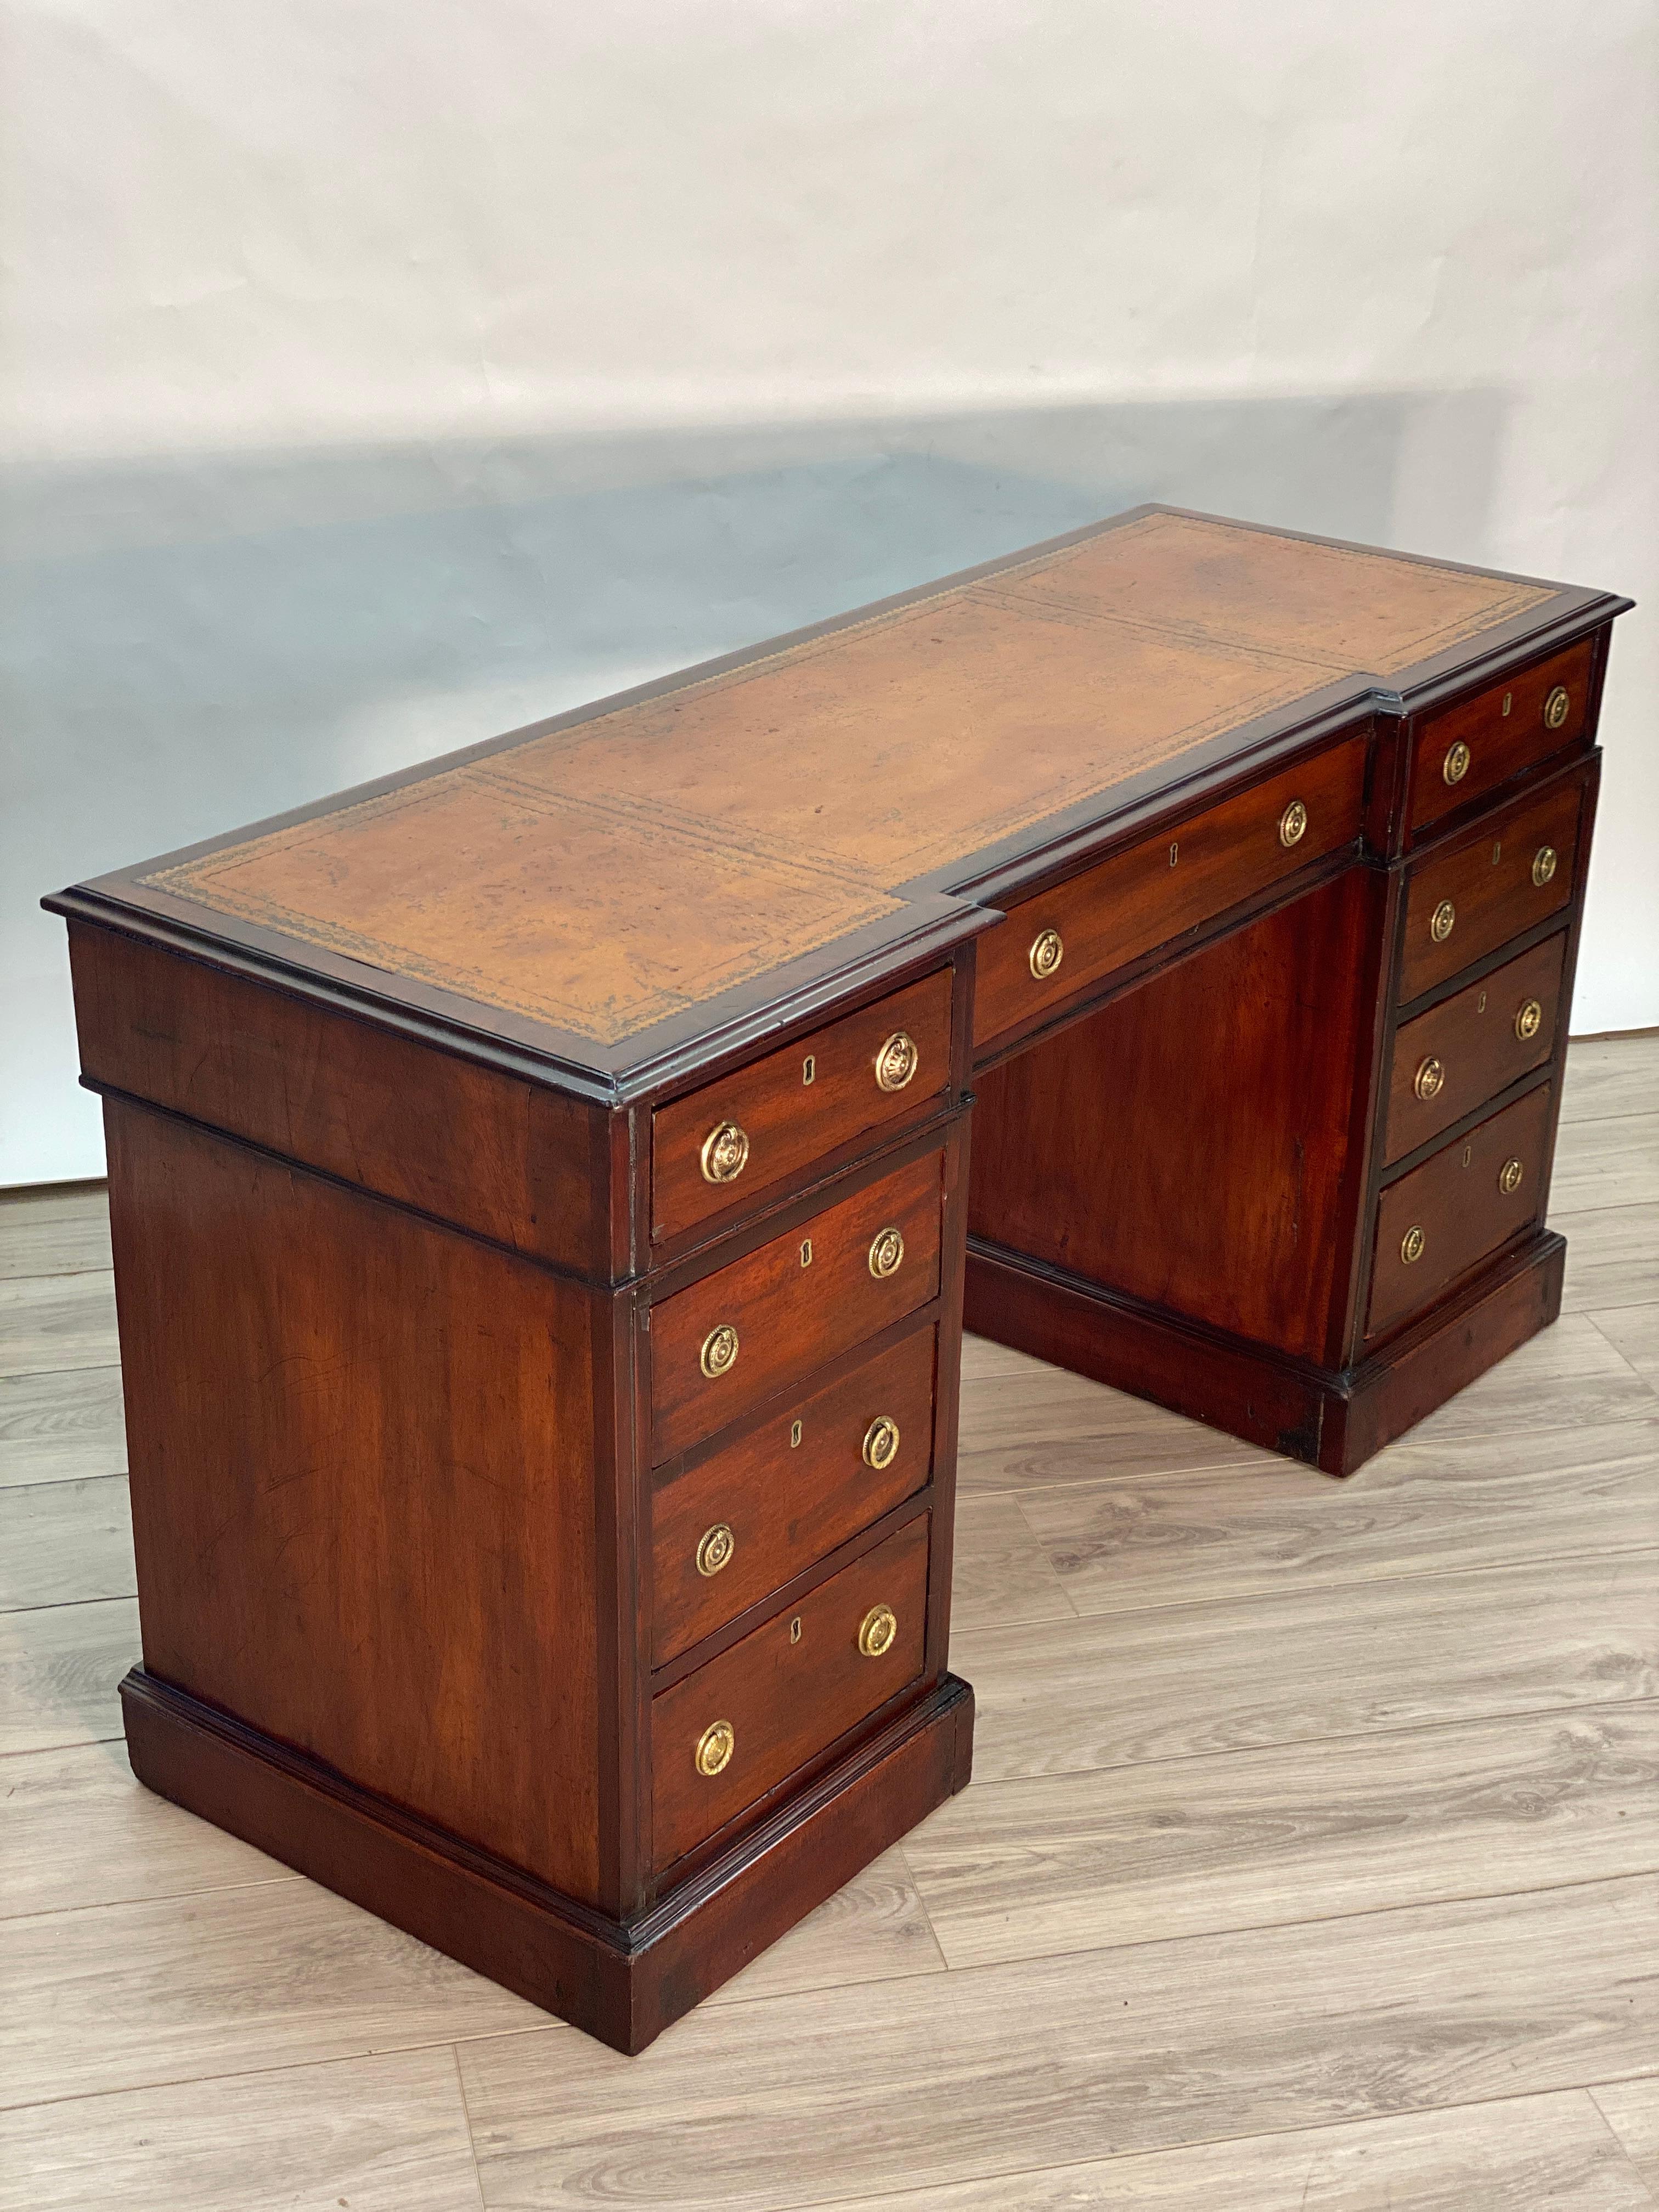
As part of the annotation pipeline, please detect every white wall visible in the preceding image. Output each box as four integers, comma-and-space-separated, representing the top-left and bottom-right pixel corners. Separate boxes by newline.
4, 0, 1654, 1185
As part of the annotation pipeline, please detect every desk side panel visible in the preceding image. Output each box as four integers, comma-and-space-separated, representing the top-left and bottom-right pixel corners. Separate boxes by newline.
106, 1099, 605, 1905
68, 919, 614, 1277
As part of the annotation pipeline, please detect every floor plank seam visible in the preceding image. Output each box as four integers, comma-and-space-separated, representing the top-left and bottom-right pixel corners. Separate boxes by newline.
448, 2042, 492, 2212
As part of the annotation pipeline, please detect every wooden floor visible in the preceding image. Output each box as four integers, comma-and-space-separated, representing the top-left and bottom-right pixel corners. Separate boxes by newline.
2, 1038, 1656, 2209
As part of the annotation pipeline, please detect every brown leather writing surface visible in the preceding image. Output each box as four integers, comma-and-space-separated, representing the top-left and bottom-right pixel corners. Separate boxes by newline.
140, 510, 1559, 1047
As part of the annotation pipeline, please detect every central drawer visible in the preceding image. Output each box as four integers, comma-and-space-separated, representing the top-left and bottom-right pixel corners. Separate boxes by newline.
974, 733, 1367, 1048
648, 1149, 943, 1462
650, 1325, 935, 1664
650, 1512, 930, 1872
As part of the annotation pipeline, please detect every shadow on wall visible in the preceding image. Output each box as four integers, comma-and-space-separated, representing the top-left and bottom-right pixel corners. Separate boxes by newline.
2, 385, 1508, 1178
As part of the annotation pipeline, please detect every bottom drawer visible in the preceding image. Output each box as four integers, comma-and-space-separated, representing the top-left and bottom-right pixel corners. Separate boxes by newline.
650, 1513, 930, 1872
1368, 1084, 1554, 1340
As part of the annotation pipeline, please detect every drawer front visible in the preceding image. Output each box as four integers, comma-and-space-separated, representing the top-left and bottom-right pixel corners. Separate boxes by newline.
1383, 933, 1566, 1165
651, 1325, 935, 1665
651, 1513, 930, 1871
652, 969, 953, 1243
649, 1150, 943, 1462
975, 735, 1367, 1048
1367, 1084, 1554, 1339
1399, 775, 1583, 1003
1410, 637, 1595, 837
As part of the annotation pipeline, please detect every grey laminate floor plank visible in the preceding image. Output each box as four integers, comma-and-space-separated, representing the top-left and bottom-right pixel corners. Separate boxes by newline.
0, 1880, 546, 2111
1596, 1305, 1659, 1389
0, 1474, 134, 1611
747, 2091, 1656, 2210
1561, 1034, 1659, 1125
1551, 1111, 1659, 1215
458, 1875, 1659, 2212
0, 1364, 126, 1488
1558, 1202, 1659, 1314
0, 1186, 111, 1282
0, 2044, 487, 2212
0, 1740, 296, 1920
0, 1271, 120, 1376
1593, 2076, 1659, 2193
904, 1702, 1659, 1968
0, 1596, 138, 1755
1015, 1417, 1658, 1617
953, 1550, 1659, 1785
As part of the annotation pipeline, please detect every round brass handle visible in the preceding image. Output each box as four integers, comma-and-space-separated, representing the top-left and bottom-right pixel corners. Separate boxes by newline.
1278, 798, 1308, 848
1430, 898, 1457, 944
1401, 1224, 1426, 1265
1532, 845, 1558, 888
1515, 998, 1543, 1042
699, 1121, 750, 1185
1498, 1156, 1526, 1197
695, 1523, 735, 1578
1543, 685, 1571, 731
874, 1030, 919, 1093
695, 1720, 735, 1777
699, 1324, 740, 1380
1413, 1056, 1446, 1102
858, 1604, 898, 1659
1442, 741, 1471, 787
1029, 927, 1064, 981
862, 1415, 901, 1471
868, 1226, 905, 1280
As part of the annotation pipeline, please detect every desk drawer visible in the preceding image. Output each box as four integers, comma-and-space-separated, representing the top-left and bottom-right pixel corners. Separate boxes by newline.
1383, 934, 1566, 1165
652, 970, 953, 1243
1367, 1084, 1553, 1339
975, 735, 1367, 1047
651, 1512, 929, 1871
650, 1326, 935, 1665
1398, 776, 1583, 1003
1409, 638, 1595, 837
649, 1150, 942, 1462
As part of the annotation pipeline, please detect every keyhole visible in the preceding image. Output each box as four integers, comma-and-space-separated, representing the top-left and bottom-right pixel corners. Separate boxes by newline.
790, 1419, 803, 1448
1502, 692, 1513, 716
1169, 840, 1179, 868
802, 1054, 815, 1086
1477, 991, 1487, 1014
789, 1617, 803, 1645
800, 1238, 812, 1269
1462, 1144, 1472, 1168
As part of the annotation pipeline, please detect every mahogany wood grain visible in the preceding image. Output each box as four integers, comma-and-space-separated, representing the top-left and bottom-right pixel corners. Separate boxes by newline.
648, 1148, 944, 1462
1398, 771, 1585, 1002
66, 919, 613, 1276
973, 733, 1369, 1048
651, 969, 951, 1243
650, 1325, 935, 1666
970, 868, 1385, 1366
650, 1513, 930, 1872
1383, 933, 1565, 1164
1408, 636, 1595, 836
104, 1099, 605, 1902
1368, 1082, 1555, 1339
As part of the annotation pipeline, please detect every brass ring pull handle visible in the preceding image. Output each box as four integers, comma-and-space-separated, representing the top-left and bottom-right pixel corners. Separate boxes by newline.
867, 1226, 906, 1280
1543, 685, 1571, 731
699, 1121, 750, 1185
861, 1415, 901, 1471
1401, 1224, 1427, 1265
1442, 741, 1471, 786
858, 1604, 898, 1658
1278, 799, 1308, 848
1029, 928, 1064, 981
695, 1523, 735, 1578
699, 1324, 740, 1380
695, 1720, 735, 1776
1414, 1056, 1445, 1102
1532, 845, 1558, 887
1430, 899, 1456, 944
1515, 998, 1543, 1042
1498, 1156, 1526, 1196
874, 1031, 919, 1093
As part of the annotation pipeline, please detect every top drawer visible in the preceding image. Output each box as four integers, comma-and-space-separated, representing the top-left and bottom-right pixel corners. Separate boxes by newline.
974, 735, 1367, 1049
1399, 773, 1585, 1004
1409, 637, 1595, 837
652, 971, 952, 1243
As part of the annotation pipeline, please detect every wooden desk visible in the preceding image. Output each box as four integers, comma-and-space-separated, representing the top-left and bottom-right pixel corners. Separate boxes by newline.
47, 506, 1630, 2052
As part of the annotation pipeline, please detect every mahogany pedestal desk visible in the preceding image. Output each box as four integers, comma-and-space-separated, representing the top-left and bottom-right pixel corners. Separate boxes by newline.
48, 507, 1630, 2053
